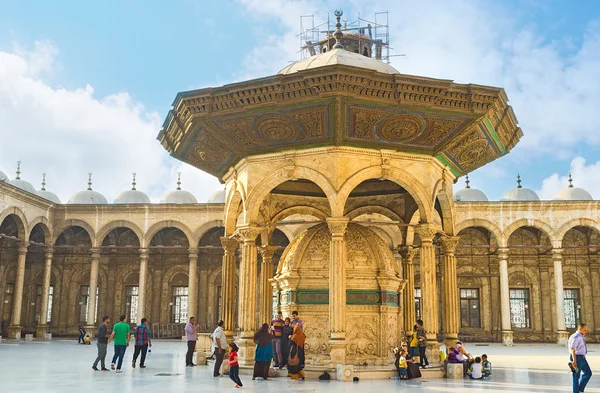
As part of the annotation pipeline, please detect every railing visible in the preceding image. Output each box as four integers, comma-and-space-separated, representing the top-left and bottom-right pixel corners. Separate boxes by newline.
150, 323, 186, 339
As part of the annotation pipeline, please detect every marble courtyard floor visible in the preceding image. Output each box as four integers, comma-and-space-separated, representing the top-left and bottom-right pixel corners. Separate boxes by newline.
1, 340, 600, 392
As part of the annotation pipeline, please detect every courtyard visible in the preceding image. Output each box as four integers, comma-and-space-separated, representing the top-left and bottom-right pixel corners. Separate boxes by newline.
1, 340, 599, 392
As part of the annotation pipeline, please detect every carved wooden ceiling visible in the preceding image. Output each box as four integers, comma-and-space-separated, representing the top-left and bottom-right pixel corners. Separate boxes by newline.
158, 65, 522, 179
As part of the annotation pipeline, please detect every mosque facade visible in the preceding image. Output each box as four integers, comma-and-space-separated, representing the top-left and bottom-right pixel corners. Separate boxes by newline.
1, 12, 599, 368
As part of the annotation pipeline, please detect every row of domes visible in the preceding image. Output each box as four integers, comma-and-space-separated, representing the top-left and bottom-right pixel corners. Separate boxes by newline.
454, 174, 593, 202
0, 163, 225, 205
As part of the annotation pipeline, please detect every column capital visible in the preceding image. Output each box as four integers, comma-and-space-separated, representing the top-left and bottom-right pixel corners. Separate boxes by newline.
44, 246, 55, 258
440, 236, 460, 254
399, 245, 418, 262
139, 248, 150, 258
220, 236, 239, 254
552, 248, 564, 260
497, 247, 509, 260
258, 245, 278, 261
188, 248, 199, 259
326, 217, 349, 236
17, 241, 28, 254
414, 224, 438, 243
89, 248, 101, 259
235, 225, 261, 243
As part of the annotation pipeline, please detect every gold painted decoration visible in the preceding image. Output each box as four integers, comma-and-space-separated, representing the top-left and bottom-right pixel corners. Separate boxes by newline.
254, 113, 300, 143
375, 114, 425, 142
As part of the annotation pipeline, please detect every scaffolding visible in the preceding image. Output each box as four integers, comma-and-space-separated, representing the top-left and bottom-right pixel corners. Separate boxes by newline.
298, 11, 392, 63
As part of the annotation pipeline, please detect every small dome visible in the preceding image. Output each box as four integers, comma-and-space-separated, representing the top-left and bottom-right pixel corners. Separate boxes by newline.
114, 190, 151, 204
208, 189, 226, 203
37, 190, 61, 204
553, 174, 593, 201
0, 170, 7, 181
502, 175, 539, 201
67, 173, 108, 204
114, 174, 151, 204
9, 161, 36, 194
278, 48, 399, 75
160, 173, 197, 204
454, 175, 488, 202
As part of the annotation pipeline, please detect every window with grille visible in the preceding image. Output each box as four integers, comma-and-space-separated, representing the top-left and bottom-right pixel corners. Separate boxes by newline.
564, 288, 581, 329
509, 288, 531, 329
125, 286, 139, 323
35, 285, 53, 323
79, 285, 99, 323
3, 283, 14, 322
414, 288, 422, 321
460, 288, 481, 328
171, 286, 189, 323
47, 286, 53, 323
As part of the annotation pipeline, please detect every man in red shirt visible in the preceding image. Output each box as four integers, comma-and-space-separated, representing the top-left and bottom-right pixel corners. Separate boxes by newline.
271, 312, 285, 368
132, 318, 152, 368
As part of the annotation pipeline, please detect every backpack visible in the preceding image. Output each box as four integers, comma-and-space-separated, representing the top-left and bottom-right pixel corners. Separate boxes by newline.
319, 370, 330, 380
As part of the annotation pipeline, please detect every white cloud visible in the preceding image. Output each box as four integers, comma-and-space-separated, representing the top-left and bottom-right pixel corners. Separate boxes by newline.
538, 156, 600, 199
0, 41, 221, 204
236, 0, 600, 159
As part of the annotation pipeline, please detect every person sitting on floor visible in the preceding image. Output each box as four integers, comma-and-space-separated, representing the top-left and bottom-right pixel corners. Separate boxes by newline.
481, 354, 492, 378
394, 349, 409, 380
467, 356, 484, 380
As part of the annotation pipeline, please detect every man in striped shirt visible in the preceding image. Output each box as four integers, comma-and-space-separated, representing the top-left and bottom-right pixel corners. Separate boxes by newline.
132, 318, 152, 368
568, 323, 592, 393
271, 312, 285, 368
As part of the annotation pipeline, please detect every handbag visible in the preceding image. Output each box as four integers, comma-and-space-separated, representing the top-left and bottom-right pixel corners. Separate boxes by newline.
288, 354, 299, 366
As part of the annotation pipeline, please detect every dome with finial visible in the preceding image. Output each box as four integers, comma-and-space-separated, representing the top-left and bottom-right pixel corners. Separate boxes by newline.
554, 173, 592, 201
36, 173, 61, 204
454, 174, 488, 202
208, 188, 226, 203
114, 173, 151, 204
67, 173, 108, 204
9, 161, 37, 194
278, 10, 399, 76
502, 174, 539, 201
161, 173, 197, 204
0, 170, 7, 182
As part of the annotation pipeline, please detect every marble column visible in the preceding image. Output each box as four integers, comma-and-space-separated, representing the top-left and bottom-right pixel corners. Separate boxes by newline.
85, 248, 101, 335
327, 217, 349, 365
414, 224, 441, 365
8, 242, 28, 338
498, 247, 513, 346
258, 245, 277, 325
552, 248, 569, 345
36, 247, 54, 338
440, 236, 460, 349
187, 248, 198, 320
401, 246, 417, 336
137, 248, 149, 323
236, 226, 260, 366
220, 237, 239, 338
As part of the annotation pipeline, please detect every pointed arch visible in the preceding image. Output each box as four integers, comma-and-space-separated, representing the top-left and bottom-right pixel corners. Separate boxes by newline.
556, 218, 600, 243
224, 181, 246, 236
144, 220, 194, 247
503, 219, 557, 246
193, 220, 225, 243
456, 218, 502, 245
0, 206, 28, 239
97, 220, 144, 248
28, 216, 53, 243
53, 219, 96, 246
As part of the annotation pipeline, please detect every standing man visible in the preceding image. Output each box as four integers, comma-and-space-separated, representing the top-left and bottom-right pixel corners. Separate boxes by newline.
185, 316, 201, 367
271, 312, 285, 368
569, 323, 592, 393
110, 314, 131, 374
290, 310, 304, 331
416, 319, 429, 369
212, 320, 227, 377
92, 315, 111, 371
132, 318, 152, 369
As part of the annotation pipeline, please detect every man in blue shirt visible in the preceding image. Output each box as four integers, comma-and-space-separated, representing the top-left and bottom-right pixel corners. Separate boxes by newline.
568, 323, 592, 393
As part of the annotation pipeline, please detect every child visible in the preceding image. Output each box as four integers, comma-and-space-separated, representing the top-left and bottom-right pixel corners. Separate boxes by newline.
228, 342, 243, 388
481, 354, 492, 378
467, 356, 484, 380
409, 325, 419, 357
395, 350, 408, 380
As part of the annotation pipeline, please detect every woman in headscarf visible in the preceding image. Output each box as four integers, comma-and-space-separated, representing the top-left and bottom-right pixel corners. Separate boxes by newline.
280, 317, 293, 369
287, 325, 306, 380
401, 342, 422, 379
253, 323, 274, 380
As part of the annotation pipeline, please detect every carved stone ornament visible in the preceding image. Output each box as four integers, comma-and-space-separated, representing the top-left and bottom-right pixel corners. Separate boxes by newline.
326, 217, 349, 236
235, 226, 261, 242
258, 245, 278, 261
399, 246, 418, 262
414, 224, 438, 242
220, 236, 239, 253
439, 236, 460, 254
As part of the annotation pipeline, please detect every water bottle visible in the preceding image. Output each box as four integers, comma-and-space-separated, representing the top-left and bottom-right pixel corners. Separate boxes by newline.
148, 348, 152, 355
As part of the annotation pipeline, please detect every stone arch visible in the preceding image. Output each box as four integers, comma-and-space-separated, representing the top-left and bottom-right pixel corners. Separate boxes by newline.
556, 218, 600, 242
193, 220, 225, 243
224, 182, 246, 236
271, 206, 328, 223
503, 219, 557, 246
345, 205, 402, 222
245, 166, 337, 225
349, 212, 403, 248
433, 177, 455, 236
28, 216, 53, 243
144, 220, 194, 247
508, 265, 542, 331
456, 218, 502, 245
53, 219, 96, 247
337, 166, 432, 223
97, 221, 144, 248
0, 207, 27, 239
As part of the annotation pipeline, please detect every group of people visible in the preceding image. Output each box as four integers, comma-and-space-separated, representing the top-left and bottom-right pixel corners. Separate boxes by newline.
204, 310, 306, 388
91, 314, 152, 373
446, 341, 492, 379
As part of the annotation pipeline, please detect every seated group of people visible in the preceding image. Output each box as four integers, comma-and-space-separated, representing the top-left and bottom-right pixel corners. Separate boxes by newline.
447, 341, 492, 379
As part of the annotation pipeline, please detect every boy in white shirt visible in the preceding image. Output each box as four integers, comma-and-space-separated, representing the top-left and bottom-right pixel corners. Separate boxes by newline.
467, 356, 484, 380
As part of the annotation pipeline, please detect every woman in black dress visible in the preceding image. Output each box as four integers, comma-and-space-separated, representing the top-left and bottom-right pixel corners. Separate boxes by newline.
280, 317, 293, 369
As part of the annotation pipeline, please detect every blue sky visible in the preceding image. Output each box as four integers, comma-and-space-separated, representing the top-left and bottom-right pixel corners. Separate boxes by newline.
1, 0, 599, 202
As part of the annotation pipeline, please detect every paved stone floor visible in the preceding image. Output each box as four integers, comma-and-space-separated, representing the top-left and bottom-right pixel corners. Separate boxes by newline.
1, 340, 600, 392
